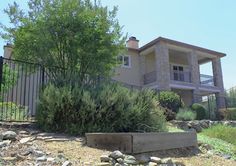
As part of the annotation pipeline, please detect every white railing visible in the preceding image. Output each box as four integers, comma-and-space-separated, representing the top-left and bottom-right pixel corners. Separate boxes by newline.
200, 74, 214, 86
170, 71, 191, 83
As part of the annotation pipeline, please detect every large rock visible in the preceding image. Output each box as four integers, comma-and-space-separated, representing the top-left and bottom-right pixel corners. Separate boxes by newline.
1, 131, 17, 140
148, 162, 158, 166
124, 155, 137, 165
109, 150, 124, 159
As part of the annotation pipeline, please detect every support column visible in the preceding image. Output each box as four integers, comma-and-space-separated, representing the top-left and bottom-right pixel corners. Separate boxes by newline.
188, 51, 201, 103
212, 57, 226, 109
139, 54, 146, 86
155, 43, 170, 91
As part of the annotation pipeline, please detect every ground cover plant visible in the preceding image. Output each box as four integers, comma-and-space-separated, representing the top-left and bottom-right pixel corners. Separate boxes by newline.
201, 124, 236, 146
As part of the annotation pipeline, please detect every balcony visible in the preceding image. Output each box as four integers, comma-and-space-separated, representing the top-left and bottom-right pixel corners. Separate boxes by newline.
144, 71, 214, 86
143, 70, 191, 85
170, 71, 191, 83
200, 74, 214, 86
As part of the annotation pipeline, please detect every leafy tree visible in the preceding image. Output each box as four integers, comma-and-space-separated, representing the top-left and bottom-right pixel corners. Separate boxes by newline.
1, 0, 126, 86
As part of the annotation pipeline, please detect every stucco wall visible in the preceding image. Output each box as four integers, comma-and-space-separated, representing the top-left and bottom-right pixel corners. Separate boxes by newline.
169, 54, 188, 65
112, 50, 141, 87
172, 89, 193, 106
145, 52, 155, 73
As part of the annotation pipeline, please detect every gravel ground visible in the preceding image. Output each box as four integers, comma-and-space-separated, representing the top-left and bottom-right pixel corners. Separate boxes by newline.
0, 122, 236, 166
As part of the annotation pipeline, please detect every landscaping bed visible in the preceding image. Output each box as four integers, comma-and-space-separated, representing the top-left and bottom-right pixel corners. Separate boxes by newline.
1, 122, 236, 166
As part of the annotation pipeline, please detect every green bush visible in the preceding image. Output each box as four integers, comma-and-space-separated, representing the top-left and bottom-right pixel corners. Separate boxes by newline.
201, 124, 236, 146
176, 107, 196, 121
158, 91, 183, 112
191, 103, 207, 120
36, 83, 167, 134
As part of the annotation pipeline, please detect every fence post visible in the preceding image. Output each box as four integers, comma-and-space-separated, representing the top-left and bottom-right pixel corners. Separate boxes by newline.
0, 56, 3, 92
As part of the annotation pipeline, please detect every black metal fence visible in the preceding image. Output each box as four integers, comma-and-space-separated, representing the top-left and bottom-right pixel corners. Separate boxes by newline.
0, 57, 46, 121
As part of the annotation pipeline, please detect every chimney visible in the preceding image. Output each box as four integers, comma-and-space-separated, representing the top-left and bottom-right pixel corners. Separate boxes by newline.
126, 36, 139, 49
3, 43, 13, 59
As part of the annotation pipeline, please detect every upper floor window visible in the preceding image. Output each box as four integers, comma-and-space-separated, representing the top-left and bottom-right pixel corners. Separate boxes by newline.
118, 55, 131, 68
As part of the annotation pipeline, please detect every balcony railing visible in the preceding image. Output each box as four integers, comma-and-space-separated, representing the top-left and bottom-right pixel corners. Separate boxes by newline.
143, 71, 214, 86
200, 74, 214, 86
144, 71, 156, 84
170, 71, 191, 83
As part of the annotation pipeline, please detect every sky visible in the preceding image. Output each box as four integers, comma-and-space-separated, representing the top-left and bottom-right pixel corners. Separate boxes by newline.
0, 0, 236, 89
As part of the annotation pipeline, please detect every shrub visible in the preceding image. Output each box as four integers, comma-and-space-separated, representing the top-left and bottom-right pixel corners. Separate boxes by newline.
223, 108, 236, 120
176, 107, 196, 121
158, 91, 183, 112
191, 103, 207, 120
36, 83, 167, 134
163, 108, 176, 121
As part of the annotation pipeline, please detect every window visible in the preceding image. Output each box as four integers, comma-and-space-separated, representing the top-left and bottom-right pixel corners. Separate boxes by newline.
118, 55, 131, 68
172, 65, 184, 81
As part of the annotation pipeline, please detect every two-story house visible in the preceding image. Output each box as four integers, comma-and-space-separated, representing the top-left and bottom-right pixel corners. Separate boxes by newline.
113, 36, 226, 109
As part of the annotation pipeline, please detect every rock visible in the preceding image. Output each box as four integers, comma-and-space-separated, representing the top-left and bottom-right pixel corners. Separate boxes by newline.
124, 155, 138, 165
2, 156, 17, 161
207, 150, 214, 155
0, 140, 11, 148
109, 150, 124, 159
222, 154, 231, 159
2, 131, 17, 140
100, 154, 110, 162
36, 156, 47, 162
96, 163, 111, 166
62, 161, 72, 166
114, 163, 122, 166
116, 158, 124, 164
161, 158, 173, 164
199, 120, 209, 128
19, 137, 34, 144
188, 122, 202, 132
148, 162, 158, 166
20, 149, 32, 156
47, 157, 55, 162
137, 155, 150, 164
19, 130, 29, 135
34, 150, 45, 157
150, 156, 161, 164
